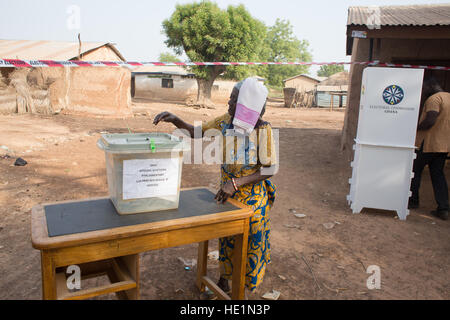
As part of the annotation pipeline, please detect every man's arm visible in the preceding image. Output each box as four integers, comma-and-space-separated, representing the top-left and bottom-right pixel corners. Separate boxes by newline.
417, 111, 439, 130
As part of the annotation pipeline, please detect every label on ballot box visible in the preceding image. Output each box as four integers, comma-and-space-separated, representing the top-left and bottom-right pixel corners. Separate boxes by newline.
122, 158, 180, 200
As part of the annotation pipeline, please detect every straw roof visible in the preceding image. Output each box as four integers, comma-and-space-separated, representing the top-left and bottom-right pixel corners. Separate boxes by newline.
318, 71, 349, 86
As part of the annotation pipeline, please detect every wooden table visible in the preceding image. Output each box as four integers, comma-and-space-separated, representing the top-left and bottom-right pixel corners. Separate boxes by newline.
31, 188, 252, 300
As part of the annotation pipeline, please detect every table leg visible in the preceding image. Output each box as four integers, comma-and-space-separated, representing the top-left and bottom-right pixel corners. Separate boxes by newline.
196, 240, 208, 292
231, 219, 249, 300
41, 250, 57, 300
120, 254, 140, 300
108, 254, 140, 300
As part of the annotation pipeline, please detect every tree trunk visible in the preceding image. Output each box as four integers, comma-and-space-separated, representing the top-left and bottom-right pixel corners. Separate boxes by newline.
10, 69, 36, 114
195, 66, 226, 108
9, 68, 54, 115
196, 77, 214, 108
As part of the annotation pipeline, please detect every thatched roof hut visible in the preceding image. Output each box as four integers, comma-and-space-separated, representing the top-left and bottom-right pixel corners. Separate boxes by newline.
319, 71, 349, 86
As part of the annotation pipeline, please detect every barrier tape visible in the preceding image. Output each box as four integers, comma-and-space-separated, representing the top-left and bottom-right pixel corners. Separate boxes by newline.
0, 59, 449, 70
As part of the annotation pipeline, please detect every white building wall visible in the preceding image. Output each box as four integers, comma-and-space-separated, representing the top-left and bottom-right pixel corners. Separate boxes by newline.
134, 75, 236, 103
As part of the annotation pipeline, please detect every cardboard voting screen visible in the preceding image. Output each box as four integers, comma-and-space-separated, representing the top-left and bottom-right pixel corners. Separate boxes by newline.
356, 67, 424, 147
348, 67, 424, 220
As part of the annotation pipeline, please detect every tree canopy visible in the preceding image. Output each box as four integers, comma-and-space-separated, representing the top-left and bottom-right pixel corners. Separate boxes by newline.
260, 19, 312, 87
162, 1, 266, 105
162, 2, 313, 103
317, 64, 345, 77
223, 19, 313, 87
158, 52, 181, 62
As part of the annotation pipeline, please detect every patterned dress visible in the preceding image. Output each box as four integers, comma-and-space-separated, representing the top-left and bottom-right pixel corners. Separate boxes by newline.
202, 113, 277, 291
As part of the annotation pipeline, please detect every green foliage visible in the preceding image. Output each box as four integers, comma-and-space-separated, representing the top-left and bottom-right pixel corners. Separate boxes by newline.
221, 65, 262, 81
162, 2, 313, 97
317, 64, 345, 77
266, 84, 284, 99
262, 19, 312, 87
162, 1, 266, 81
222, 19, 314, 86
158, 52, 181, 62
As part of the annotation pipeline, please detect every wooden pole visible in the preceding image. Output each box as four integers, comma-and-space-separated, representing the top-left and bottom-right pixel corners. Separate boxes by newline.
77, 33, 81, 60
330, 93, 334, 112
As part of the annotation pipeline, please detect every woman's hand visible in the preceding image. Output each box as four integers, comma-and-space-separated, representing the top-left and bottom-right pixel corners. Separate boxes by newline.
214, 180, 236, 204
153, 111, 196, 138
153, 111, 178, 125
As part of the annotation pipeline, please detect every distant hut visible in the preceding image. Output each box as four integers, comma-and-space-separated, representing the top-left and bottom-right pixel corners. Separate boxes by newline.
283, 74, 327, 92
0, 39, 131, 115
132, 66, 263, 105
131, 65, 196, 102
315, 71, 349, 108
283, 74, 327, 108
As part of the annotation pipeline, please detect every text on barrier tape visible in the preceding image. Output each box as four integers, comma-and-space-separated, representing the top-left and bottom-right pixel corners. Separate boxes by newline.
0, 59, 449, 70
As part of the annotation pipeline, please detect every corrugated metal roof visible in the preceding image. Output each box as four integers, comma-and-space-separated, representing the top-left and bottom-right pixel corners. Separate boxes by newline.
0, 39, 124, 60
348, 4, 450, 27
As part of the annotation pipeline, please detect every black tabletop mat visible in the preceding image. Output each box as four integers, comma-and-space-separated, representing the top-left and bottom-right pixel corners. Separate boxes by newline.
44, 188, 239, 237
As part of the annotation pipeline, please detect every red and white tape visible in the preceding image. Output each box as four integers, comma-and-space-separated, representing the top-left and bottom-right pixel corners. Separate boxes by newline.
0, 59, 449, 70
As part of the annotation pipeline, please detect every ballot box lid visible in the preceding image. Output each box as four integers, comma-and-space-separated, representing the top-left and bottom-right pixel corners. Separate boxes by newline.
97, 132, 189, 153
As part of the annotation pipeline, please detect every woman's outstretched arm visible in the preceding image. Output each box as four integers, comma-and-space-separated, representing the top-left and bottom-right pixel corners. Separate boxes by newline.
153, 111, 200, 138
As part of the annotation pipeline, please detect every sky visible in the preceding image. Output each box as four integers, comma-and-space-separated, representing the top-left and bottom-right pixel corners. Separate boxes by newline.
1, 0, 448, 75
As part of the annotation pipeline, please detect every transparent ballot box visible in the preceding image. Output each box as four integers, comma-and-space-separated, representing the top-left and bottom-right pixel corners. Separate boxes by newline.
97, 133, 190, 214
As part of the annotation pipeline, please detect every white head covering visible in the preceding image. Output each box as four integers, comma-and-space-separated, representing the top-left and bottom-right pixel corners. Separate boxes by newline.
232, 77, 268, 133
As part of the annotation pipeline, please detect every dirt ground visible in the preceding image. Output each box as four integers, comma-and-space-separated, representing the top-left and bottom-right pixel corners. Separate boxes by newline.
0, 100, 449, 300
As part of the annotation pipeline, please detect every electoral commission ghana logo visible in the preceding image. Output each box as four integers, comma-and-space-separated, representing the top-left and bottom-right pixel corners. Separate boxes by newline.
382, 85, 404, 105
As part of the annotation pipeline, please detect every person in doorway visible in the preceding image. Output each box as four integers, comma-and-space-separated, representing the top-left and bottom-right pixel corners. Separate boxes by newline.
153, 78, 277, 296
409, 77, 449, 220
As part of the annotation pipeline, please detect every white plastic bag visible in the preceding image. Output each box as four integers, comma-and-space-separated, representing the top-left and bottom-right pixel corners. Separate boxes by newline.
233, 77, 268, 133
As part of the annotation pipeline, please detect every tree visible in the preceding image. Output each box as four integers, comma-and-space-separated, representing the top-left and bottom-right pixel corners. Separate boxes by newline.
317, 64, 345, 77
262, 19, 312, 87
158, 52, 181, 62
162, 1, 266, 106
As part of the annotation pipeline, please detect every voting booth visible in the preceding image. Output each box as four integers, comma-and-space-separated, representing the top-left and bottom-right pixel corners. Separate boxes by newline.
347, 67, 424, 220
